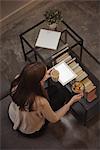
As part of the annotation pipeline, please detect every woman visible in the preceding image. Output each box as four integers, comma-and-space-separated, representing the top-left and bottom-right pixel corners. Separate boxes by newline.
8, 62, 83, 137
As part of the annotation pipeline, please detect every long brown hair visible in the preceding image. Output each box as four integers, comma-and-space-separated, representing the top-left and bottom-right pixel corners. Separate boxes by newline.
10, 62, 47, 111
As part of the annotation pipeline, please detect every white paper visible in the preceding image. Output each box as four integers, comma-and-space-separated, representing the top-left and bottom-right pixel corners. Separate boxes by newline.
53, 61, 77, 86
35, 29, 61, 50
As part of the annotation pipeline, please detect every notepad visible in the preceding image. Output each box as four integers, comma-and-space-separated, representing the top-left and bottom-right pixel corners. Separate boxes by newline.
53, 61, 77, 86
35, 29, 61, 50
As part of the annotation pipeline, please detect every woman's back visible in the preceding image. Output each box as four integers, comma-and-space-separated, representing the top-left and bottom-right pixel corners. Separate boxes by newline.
9, 96, 45, 134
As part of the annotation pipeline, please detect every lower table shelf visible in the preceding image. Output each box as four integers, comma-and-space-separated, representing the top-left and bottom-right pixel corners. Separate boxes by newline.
70, 97, 100, 125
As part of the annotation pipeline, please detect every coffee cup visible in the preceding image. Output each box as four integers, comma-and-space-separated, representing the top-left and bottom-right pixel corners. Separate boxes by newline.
50, 69, 59, 82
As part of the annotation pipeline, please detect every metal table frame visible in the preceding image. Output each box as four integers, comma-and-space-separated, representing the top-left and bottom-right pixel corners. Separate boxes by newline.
19, 19, 100, 125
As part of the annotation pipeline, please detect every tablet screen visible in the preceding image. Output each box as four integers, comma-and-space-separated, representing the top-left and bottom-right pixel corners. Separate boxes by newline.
53, 61, 77, 86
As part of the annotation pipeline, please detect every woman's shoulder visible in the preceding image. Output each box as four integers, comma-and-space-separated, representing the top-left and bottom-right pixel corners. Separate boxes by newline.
35, 96, 48, 107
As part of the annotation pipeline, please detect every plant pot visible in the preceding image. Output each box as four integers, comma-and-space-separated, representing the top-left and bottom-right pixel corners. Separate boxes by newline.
49, 23, 57, 30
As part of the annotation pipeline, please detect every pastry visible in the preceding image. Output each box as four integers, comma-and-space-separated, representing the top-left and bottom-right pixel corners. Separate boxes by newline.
72, 81, 84, 93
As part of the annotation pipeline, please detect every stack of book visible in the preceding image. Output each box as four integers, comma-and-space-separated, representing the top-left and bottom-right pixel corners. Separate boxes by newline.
67, 60, 88, 82
67, 58, 97, 102
82, 78, 97, 102
52, 50, 97, 102
56, 52, 70, 63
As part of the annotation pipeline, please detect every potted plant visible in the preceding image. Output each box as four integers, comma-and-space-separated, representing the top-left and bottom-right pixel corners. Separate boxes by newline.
44, 9, 63, 29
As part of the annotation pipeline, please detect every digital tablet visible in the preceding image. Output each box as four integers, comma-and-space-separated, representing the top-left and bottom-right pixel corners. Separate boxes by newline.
53, 61, 77, 86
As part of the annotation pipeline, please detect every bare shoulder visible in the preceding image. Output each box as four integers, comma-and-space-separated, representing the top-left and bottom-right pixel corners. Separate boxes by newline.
36, 96, 49, 107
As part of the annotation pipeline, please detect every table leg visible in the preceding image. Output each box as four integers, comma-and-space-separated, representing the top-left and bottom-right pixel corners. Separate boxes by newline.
80, 40, 83, 62
20, 36, 27, 61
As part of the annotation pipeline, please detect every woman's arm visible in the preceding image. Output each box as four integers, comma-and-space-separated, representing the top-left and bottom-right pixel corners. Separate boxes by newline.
41, 93, 83, 123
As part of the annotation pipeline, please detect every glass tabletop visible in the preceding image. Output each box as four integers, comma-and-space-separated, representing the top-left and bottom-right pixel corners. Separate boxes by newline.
22, 20, 77, 63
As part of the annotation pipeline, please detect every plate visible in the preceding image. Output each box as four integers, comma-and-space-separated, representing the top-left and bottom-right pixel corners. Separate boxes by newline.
72, 81, 85, 93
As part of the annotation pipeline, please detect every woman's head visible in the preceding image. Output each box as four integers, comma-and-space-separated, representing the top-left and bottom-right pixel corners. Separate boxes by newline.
11, 62, 47, 110
20, 62, 46, 90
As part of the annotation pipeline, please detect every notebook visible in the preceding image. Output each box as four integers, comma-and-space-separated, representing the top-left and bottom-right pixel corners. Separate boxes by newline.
35, 29, 61, 50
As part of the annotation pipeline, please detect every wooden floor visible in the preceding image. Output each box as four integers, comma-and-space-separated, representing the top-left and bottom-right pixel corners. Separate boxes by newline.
1, 0, 32, 19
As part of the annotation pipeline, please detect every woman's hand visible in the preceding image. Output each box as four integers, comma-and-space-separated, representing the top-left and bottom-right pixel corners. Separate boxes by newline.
43, 68, 53, 82
65, 92, 83, 109
71, 92, 83, 103
40, 68, 53, 86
